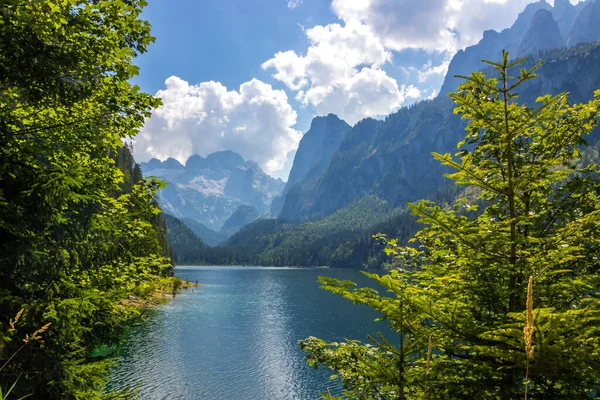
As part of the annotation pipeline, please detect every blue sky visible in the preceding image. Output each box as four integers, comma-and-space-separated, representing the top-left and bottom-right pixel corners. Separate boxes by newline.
132, 0, 566, 180
133, 1, 334, 90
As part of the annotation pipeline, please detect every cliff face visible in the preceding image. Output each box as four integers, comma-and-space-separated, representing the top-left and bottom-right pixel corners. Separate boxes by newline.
279, 99, 461, 221
279, 43, 600, 221
440, 0, 552, 95
567, 0, 600, 47
518, 9, 565, 56
286, 114, 351, 189
553, 0, 580, 39
271, 114, 350, 216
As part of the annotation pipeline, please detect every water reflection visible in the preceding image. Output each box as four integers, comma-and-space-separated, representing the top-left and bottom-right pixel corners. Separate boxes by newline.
108, 267, 392, 399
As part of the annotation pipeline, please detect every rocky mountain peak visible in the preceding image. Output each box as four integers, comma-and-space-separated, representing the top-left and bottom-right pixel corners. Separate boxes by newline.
567, 0, 600, 47
145, 157, 163, 170
140, 150, 284, 231
510, 0, 552, 37
205, 150, 245, 170
438, 0, 597, 95
162, 157, 184, 169
185, 154, 208, 170
518, 9, 565, 56
553, 0, 572, 14
284, 114, 351, 190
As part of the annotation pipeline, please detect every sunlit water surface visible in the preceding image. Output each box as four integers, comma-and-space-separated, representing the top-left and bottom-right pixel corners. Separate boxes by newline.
108, 266, 393, 399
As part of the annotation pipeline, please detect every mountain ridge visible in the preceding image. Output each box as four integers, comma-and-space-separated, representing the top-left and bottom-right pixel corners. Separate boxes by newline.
440, 0, 588, 95
277, 41, 600, 222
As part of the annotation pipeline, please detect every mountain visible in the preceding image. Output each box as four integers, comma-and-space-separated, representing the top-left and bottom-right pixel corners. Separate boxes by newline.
441, 0, 550, 95
186, 41, 600, 268
567, 0, 600, 47
286, 114, 351, 188
141, 151, 285, 231
553, 0, 581, 39
276, 0, 600, 223
440, 0, 589, 95
221, 205, 260, 235
279, 42, 600, 222
271, 114, 351, 216
181, 217, 228, 247
279, 99, 461, 221
518, 9, 565, 56
163, 214, 210, 265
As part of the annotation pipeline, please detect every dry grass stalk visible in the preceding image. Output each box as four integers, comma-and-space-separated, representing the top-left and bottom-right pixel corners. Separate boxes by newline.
524, 275, 534, 400
8, 309, 24, 333
23, 323, 51, 344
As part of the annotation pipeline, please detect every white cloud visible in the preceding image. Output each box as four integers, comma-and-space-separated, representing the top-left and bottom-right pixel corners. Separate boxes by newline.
263, 0, 545, 125
418, 55, 453, 83
263, 21, 391, 89
134, 76, 301, 176
427, 89, 439, 100
405, 85, 422, 99
262, 0, 557, 127
263, 20, 410, 124
331, 0, 546, 53
296, 67, 418, 124
287, 0, 302, 8
261, 51, 308, 91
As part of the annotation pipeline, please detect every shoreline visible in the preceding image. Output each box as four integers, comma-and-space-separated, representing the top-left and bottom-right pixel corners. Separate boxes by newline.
173, 265, 392, 273
119, 276, 199, 310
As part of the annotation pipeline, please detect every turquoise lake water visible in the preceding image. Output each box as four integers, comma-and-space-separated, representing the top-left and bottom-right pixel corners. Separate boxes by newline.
108, 266, 394, 399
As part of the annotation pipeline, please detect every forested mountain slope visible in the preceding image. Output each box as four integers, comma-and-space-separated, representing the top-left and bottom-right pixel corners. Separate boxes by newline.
279, 41, 600, 222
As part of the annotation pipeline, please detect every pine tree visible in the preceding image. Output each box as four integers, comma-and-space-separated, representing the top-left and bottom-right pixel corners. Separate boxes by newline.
301, 52, 600, 399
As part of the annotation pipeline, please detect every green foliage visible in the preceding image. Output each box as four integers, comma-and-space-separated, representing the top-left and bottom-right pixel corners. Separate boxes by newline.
301, 52, 600, 399
162, 214, 213, 265
171, 277, 183, 292
0, 1, 171, 398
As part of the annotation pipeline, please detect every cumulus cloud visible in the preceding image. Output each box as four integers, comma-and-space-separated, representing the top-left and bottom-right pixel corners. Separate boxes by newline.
331, 0, 544, 53
134, 76, 301, 175
418, 55, 453, 83
263, 0, 556, 128
263, 21, 391, 89
263, 20, 410, 124
295, 67, 420, 124
261, 51, 308, 91
287, 0, 302, 8
263, 1, 544, 124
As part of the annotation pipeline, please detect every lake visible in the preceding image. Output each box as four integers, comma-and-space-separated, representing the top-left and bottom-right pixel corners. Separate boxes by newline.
108, 266, 394, 399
